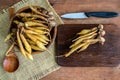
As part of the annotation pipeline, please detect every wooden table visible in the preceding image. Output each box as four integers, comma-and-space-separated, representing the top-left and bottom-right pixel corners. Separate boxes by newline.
0, 0, 120, 80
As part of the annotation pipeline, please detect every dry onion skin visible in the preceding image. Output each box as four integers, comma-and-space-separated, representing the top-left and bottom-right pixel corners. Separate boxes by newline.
5, 6, 56, 60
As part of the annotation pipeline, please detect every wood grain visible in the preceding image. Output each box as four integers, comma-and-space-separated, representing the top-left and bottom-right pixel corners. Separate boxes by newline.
50, 0, 120, 25
0, 0, 120, 80
56, 24, 120, 67
42, 0, 120, 80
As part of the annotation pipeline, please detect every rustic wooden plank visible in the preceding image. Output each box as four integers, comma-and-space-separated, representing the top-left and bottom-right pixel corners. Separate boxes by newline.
0, 0, 20, 10
51, 1, 120, 25
0, 0, 120, 80
49, 0, 120, 4
41, 0, 120, 80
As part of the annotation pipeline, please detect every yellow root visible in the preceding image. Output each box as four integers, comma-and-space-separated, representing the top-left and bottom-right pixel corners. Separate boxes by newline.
4, 33, 13, 42
5, 43, 15, 56
20, 33, 32, 54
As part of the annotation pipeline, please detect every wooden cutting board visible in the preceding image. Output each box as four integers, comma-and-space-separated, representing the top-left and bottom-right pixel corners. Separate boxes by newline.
56, 24, 120, 67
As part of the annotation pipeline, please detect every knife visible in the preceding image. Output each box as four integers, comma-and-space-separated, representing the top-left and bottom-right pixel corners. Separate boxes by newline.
61, 12, 119, 19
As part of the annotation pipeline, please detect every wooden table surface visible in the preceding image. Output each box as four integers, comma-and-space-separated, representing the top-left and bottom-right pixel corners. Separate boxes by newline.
0, 0, 120, 80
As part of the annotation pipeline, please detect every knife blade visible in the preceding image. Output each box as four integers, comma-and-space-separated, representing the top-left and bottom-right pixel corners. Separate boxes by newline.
61, 12, 119, 19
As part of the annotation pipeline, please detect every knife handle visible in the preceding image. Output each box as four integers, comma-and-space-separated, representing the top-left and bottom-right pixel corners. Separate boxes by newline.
85, 12, 119, 18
